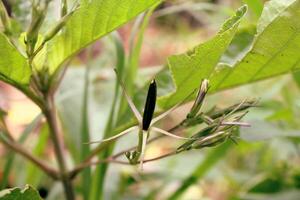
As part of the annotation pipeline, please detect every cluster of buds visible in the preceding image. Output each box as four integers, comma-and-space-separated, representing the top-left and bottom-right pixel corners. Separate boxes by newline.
26, 0, 52, 56
88, 74, 256, 169
177, 79, 257, 152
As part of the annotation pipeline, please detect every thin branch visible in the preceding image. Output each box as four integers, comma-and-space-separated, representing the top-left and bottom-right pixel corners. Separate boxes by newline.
0, 131, 59, 179
61, 0, 67, 17
141, 150, 177, 163
69, 150, 177, 179
112, 122, 183, 160
69, 122, 184, 179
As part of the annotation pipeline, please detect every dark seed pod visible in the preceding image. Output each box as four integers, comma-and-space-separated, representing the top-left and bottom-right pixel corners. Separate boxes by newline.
142, 79, 157, 131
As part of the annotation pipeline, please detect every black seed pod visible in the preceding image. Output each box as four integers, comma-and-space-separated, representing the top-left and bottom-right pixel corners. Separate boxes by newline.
142, 79, 157, 131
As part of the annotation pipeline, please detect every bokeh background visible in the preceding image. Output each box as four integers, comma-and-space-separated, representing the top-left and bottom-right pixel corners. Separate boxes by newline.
1, 0, 300, 199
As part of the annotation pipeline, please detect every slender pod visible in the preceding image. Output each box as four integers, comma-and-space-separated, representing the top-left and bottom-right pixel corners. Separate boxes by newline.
142, 79, 157, 131
187, 79, 209, 118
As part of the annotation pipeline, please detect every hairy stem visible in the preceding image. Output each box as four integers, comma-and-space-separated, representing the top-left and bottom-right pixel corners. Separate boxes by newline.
43, 94, 75, 200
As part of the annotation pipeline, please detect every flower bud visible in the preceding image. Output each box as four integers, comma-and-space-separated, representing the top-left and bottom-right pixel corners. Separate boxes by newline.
187, 79, 209, 119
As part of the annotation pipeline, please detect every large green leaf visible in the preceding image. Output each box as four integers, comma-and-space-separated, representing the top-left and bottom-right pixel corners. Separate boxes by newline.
256, 0, 295, 35
46, 0, 160, 74
158, 5, 247, 108
210, 0, 300, 92
0, 185, 42, 200
0, 33, 31, 85
159, 0, 300, 108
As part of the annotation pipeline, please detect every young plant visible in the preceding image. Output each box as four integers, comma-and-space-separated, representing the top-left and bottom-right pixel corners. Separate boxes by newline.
87, 74, 253, 170
4, 0, 294, 198
88, 70, 191, 169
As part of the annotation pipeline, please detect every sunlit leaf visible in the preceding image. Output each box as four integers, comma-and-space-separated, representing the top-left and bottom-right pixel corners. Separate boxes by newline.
46, 0, 160, 74
210, 0, 300, 93
158, 5, 247, 108
0, 33, 31, 85
159, 0, 300, 108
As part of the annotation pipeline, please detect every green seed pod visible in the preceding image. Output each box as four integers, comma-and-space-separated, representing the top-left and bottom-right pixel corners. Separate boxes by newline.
192, 136, 226, 149
176, 124, 217, 152
142, 79, 157, 131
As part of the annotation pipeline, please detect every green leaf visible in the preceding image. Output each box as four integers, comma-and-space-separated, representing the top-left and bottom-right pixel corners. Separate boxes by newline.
158, 5, 247, 108
0, 185, 42, 200
293, 70, 300, 87
46, 0, 160, 74
243, 0, 263, 17
256, 0, 296, 35
220, 25, 256, 66
160, 0, 300, 108
80, 48, 92, 200
249, 177, 284, 193
0, 33, 31, 85
210, 0, 300, 93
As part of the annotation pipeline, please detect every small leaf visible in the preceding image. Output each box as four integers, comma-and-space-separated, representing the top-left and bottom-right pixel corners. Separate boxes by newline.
0, 33, 31, 85
0, 185, 42, 200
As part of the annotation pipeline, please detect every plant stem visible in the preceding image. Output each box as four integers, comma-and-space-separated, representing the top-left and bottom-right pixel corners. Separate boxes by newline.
0, 131, 59, 179
80, 48, 92, 200
43, 94, 75, 200
0, 114, 42, 189
61, 0, 68, 17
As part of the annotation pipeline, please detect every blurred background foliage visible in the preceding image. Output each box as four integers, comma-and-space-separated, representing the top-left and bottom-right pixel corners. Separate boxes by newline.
1, 0, 300, 199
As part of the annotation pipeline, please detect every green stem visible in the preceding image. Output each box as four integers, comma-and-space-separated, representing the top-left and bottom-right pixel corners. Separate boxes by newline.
61, 0, 68, 17
134, 129, 144, 163
90, 70, 120, 200
89, 32, 125, 200
81, 50, 92, 200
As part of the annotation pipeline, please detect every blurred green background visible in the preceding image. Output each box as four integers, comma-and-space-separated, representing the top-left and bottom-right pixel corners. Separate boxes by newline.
1, 0, 300, 199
